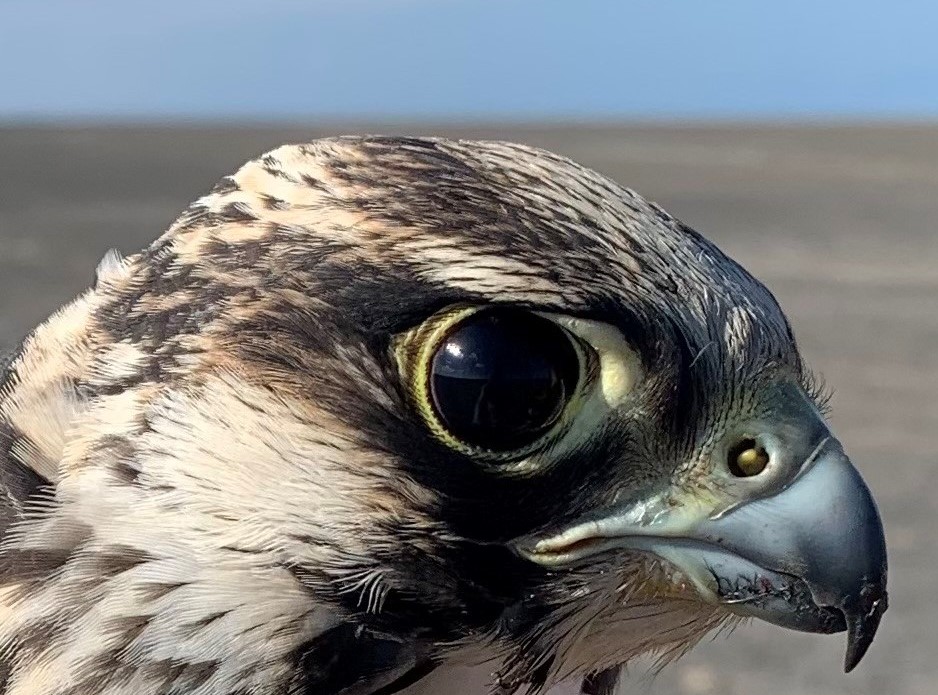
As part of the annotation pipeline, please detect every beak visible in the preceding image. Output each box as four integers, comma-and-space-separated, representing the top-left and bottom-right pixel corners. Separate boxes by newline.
517, 439, 888, 672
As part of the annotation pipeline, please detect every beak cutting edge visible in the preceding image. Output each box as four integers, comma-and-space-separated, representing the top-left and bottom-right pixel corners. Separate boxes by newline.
517, 440, 888, 672
694, 441, 888, 672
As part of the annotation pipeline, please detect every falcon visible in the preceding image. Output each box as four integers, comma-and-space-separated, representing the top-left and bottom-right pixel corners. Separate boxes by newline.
0, 136, 887, 695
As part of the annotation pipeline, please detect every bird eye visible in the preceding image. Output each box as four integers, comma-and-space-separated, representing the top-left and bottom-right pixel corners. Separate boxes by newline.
421, 308, 581, 453
727, 438, 770, 477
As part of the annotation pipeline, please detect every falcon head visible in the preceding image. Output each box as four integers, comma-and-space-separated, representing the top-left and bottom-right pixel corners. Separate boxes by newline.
0, 136, 886, 695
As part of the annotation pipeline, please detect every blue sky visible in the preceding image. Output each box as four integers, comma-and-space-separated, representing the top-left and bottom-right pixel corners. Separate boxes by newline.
2, 0, 938, 121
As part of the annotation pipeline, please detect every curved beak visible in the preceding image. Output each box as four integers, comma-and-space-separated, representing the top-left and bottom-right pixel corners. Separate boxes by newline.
517, 439, 888, 672
693, 441, 888, 671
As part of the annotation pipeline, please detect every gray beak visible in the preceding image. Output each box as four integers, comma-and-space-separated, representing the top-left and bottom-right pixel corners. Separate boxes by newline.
693, 440, 888, 671
518, 438, 888, 672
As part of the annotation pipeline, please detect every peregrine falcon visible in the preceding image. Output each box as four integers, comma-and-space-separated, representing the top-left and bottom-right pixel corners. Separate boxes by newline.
0, 136, 887, 695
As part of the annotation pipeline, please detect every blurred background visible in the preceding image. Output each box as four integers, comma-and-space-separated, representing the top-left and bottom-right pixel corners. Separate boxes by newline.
1, 2, 935, 694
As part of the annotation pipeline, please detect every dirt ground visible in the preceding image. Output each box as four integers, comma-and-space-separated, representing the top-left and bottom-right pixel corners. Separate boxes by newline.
0, 124, 935, 695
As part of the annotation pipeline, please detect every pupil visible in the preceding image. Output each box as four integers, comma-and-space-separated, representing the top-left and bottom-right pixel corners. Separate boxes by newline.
429, 309, 579, 451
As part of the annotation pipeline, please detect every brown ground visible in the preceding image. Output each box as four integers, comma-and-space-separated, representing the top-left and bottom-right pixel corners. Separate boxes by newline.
0, 124, 935, 695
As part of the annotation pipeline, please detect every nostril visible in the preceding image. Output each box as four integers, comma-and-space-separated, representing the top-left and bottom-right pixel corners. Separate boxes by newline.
727, 437, 770, 477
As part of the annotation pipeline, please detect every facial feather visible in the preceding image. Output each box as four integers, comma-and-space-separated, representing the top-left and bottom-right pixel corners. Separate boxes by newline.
0, 136, 810, 695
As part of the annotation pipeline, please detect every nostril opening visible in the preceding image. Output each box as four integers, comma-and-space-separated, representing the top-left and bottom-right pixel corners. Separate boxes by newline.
727, 437, 770, 477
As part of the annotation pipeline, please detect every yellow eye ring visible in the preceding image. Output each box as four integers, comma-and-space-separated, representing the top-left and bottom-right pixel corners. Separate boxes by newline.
394, 305, 587, 461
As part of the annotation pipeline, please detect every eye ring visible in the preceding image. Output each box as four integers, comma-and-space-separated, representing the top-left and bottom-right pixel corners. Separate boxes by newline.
727, 437, 770, 477
399, 306, 585, 459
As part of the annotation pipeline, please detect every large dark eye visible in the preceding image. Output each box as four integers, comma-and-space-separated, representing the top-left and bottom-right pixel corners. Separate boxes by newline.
428, 309, 580, 451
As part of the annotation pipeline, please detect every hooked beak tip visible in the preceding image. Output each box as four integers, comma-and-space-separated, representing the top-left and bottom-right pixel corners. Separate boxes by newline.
843, 584, 889, 673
